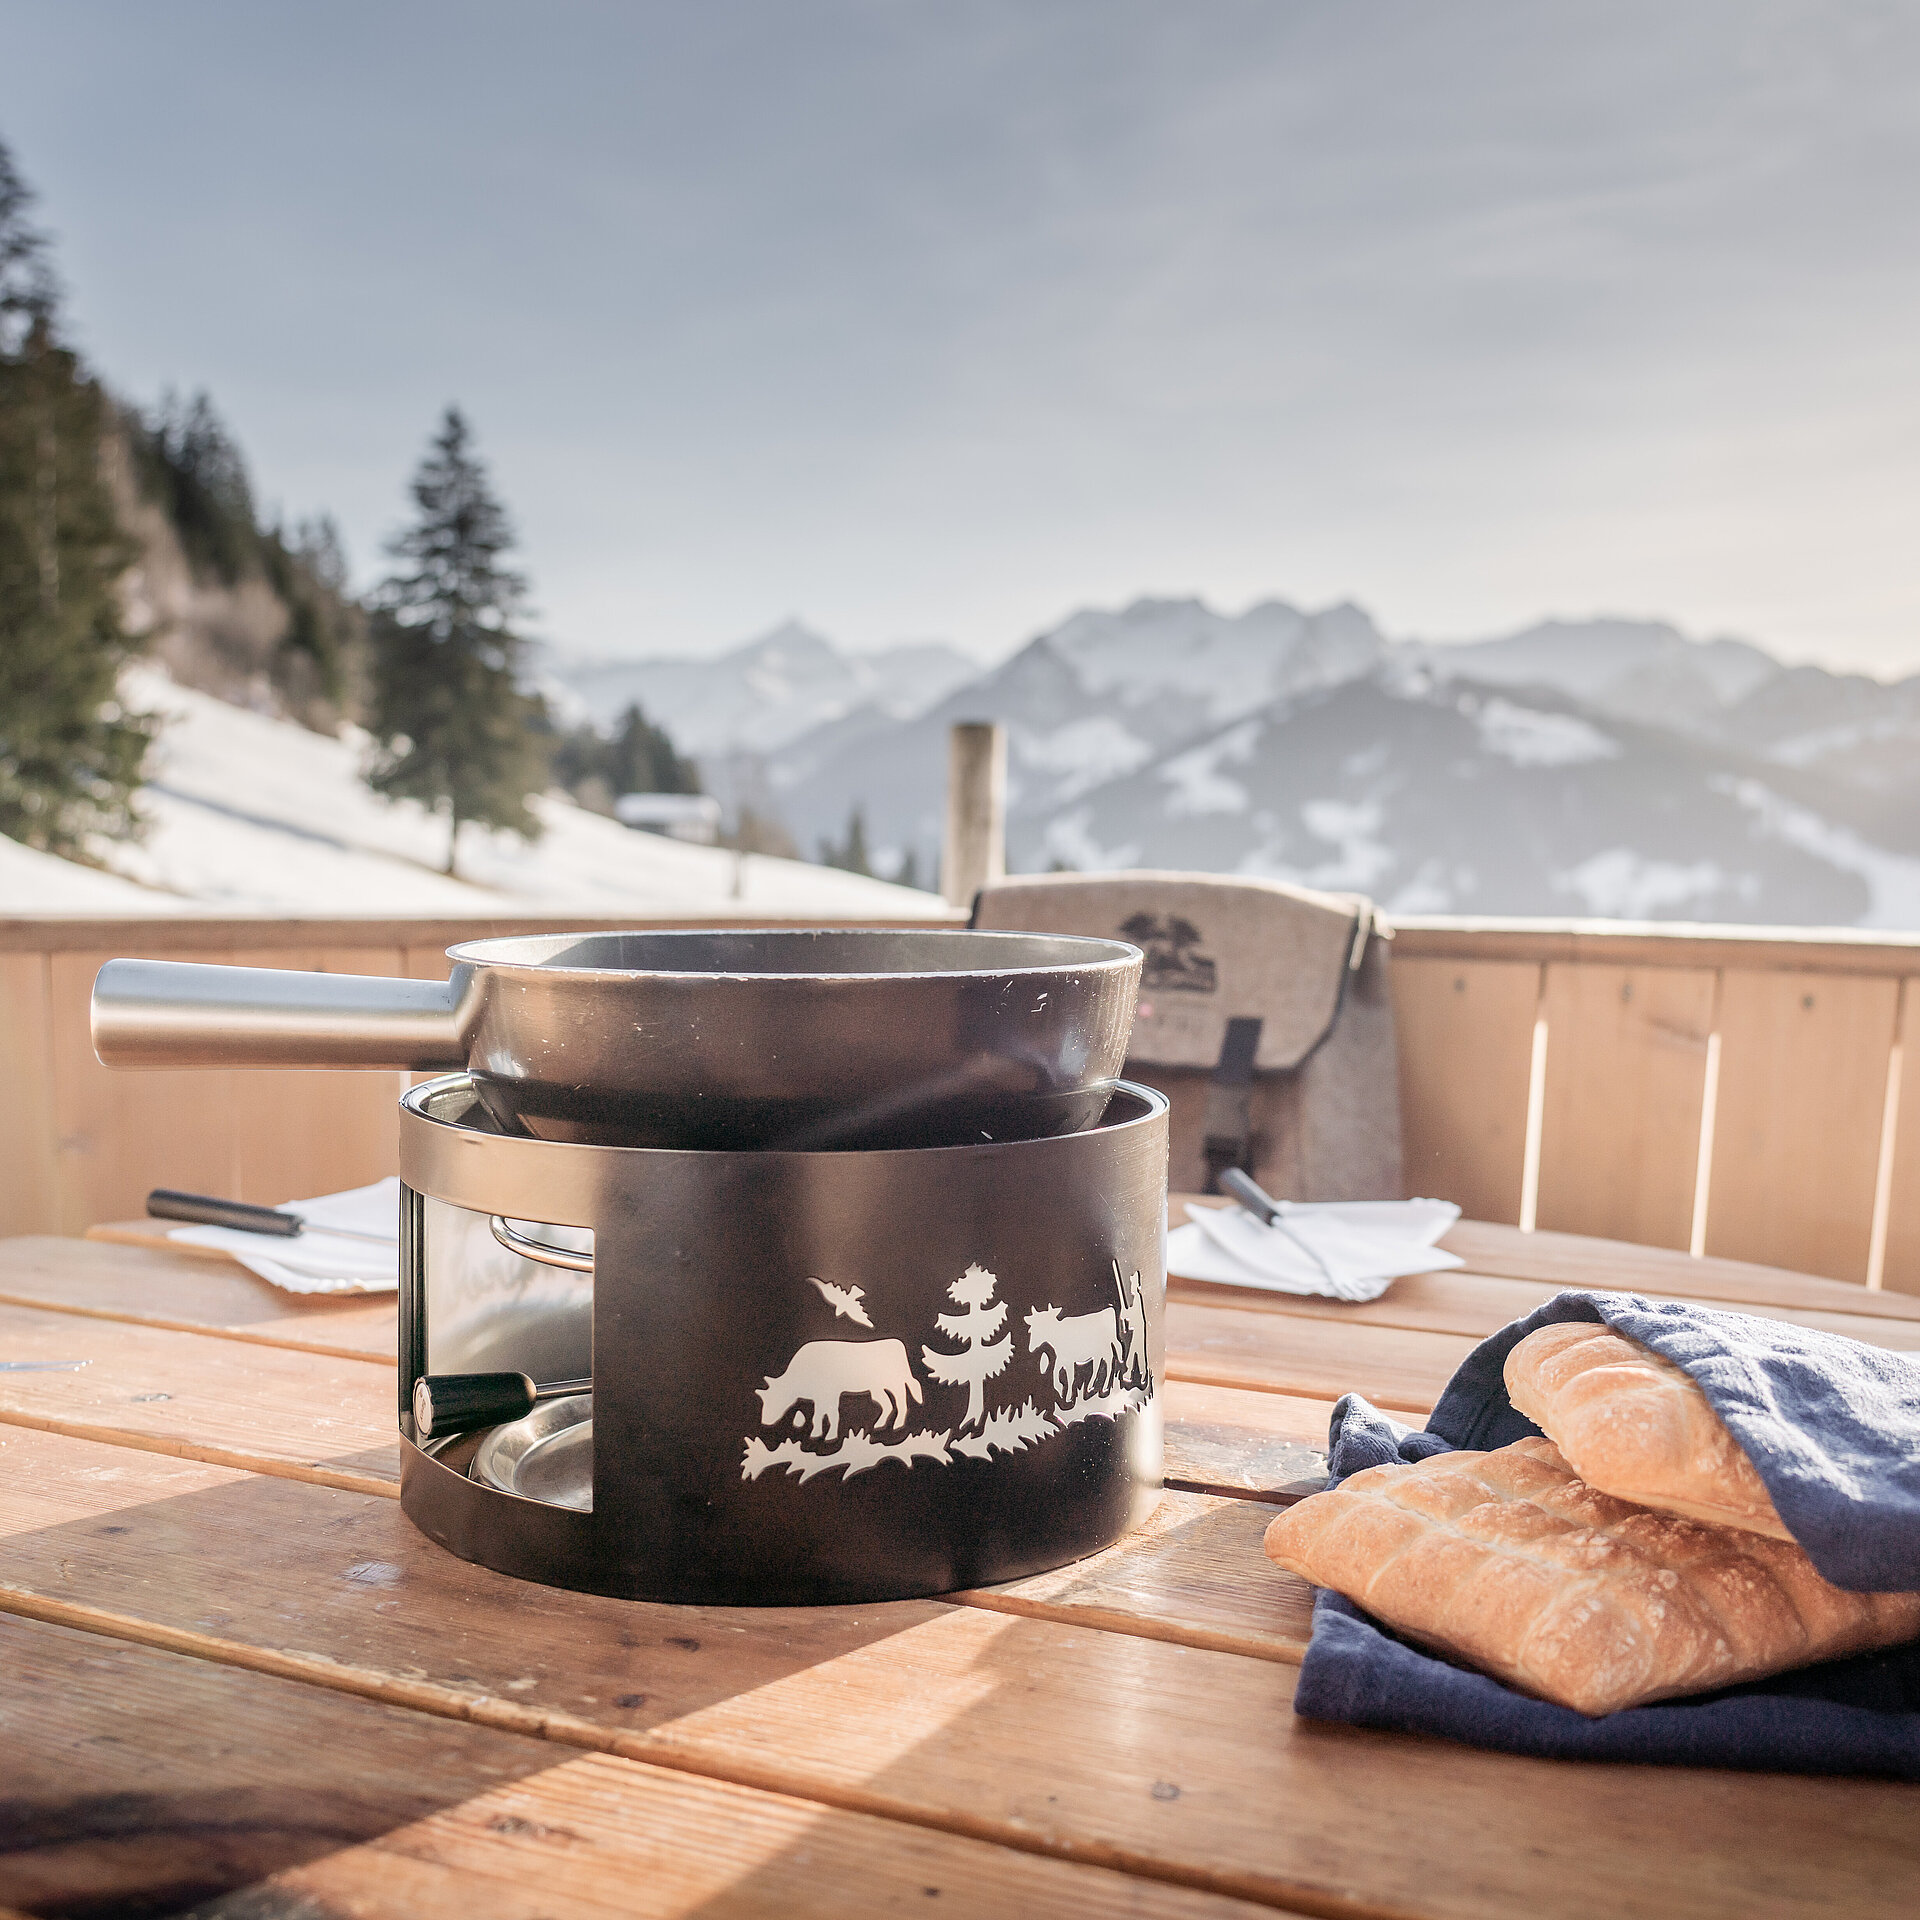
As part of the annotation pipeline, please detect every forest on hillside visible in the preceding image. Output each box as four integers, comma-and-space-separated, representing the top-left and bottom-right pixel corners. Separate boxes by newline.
0, 131, 709, 880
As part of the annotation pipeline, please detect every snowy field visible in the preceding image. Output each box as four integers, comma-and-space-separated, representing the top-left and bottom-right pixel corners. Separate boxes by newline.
0, 667, 947, 919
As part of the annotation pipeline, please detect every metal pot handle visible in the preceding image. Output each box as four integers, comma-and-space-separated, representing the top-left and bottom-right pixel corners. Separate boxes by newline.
489, 1215, 595, 1273
91, 958, 472, 1071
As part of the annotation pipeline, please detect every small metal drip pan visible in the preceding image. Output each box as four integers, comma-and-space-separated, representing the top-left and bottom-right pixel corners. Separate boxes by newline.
471, 1394, 593, 1511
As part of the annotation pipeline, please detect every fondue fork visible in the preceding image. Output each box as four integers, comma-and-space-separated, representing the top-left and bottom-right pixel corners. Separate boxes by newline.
147, 1188, 396, 1245
1216, 1168, 1364, 1297
412, 1370, 592, 1441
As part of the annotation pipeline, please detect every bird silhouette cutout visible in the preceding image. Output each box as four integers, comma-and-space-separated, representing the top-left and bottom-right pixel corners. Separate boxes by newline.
806, 1275, 874, 1327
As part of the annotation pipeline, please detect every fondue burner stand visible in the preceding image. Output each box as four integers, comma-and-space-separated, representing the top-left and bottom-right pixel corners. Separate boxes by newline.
398, 1074, 1169, 1605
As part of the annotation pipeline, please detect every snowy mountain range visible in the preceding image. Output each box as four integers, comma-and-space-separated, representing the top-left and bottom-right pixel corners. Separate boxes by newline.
1027, 668, 1920, 926
548, 620, 978, 753
548, 597, 1920, 926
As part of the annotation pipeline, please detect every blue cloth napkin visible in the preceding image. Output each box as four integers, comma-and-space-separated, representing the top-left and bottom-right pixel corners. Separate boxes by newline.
1292, 1289, 1920, 1776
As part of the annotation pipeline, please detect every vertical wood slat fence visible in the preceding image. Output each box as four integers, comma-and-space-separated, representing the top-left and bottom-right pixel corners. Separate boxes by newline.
2, 912, 1916, 1295
1391, 921, 1920, 1294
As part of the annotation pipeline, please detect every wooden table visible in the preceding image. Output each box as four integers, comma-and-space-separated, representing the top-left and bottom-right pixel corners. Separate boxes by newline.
2, 1208, 1917, 1917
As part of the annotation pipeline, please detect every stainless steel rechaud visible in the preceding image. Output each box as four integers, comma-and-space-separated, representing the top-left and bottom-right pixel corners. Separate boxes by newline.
398, 1072, 1169, 1604
91, 928, 1142, 1149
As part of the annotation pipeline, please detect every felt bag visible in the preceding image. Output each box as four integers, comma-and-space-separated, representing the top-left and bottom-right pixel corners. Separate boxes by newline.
974, 871, 1402, 1198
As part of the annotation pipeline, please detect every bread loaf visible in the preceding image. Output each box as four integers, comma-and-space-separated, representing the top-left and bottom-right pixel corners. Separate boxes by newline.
1504, 1322, 1788, 1539
1263, 1438, 1920, 1715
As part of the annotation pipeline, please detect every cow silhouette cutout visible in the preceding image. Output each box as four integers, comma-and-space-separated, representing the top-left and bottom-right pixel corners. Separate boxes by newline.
1025, 1304, 1122, 1402
757, 1338, 923, 1442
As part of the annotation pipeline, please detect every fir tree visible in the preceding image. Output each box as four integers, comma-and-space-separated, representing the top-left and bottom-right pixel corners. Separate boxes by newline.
819, 803, 872, 875
366, 407, 547, 876
129, 393, 364, 716
137, 390, 259, 583
0, 136, 153, 856
610, 699, 699, 795
550, 699, 699, 815
920, 1264, 1013, 1432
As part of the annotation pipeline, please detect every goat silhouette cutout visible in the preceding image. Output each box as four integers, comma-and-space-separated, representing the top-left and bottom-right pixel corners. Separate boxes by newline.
1025, 1304, 1123, 1401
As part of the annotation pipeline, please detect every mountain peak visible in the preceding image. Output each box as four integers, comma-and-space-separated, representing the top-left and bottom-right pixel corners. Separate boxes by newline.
730, 618, 839, 668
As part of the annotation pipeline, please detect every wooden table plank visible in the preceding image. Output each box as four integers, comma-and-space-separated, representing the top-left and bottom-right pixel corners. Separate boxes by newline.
4, 1232, 398, 1360
0, 1615, 1270, 1920
1174, 1196, 1920, 1322
0, 1268, 1334, 1663
1166, 1299, 1471, 1413
1166, 1265, 1920, 1413
0, 1299, 399, 1493
3, 1429, 1912, 1920
0, 1269, 1332, 1516
1437, 1217, 1920, 1320
0, 1370, 1311, 1676
1160, 1379, 1330, 1502
1171, 1262, 1920, 1352
968, 1489, 1314, 1662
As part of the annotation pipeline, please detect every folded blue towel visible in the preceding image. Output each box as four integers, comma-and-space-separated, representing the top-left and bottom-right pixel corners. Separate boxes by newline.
1292, 1289, 1920, 1776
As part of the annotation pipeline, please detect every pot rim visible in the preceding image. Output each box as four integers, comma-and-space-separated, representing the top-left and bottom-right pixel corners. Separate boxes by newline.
442, 926, 1142, 985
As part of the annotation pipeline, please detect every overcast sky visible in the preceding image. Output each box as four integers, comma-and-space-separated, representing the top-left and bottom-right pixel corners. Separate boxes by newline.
3, 2, 1917, 673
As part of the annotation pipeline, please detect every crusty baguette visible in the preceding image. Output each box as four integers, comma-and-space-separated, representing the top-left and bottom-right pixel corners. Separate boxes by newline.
1504, 1322, 1789, 1539
1263, 1438, 1920, 1716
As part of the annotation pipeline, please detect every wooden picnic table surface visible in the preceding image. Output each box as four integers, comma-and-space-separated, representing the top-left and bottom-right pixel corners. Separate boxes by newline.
1, 1202, 1915, 1917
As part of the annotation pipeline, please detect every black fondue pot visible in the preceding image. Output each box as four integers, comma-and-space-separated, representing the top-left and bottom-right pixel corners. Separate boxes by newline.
91, 928, 1142, 1150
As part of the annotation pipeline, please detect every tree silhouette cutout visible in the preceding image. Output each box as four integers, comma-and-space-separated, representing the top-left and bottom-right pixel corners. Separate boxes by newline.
920, 1264, 1012, 1432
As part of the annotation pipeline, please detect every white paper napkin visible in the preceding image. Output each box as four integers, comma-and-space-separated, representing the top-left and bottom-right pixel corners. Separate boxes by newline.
1166, 1197, 1463, 1301
166, 1177, 401, 1295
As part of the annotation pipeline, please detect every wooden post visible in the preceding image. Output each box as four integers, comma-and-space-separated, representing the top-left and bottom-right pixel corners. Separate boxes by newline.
942, 722, 1006, 910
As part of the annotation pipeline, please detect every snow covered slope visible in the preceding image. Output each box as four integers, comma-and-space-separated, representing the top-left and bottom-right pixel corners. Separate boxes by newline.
54, 667, 946, 918
0, 830, 188, 912
550, 621, 978, 753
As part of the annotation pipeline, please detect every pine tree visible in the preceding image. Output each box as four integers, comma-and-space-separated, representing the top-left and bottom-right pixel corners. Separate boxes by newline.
127, 393, 365, 719
366, 407, 547, 876
819, 803, 872, 875
0, 136, 153, 856
920, 1264, 1013, 1432
550, 699, 700, 815
137, 390, 259, 583
609, 699, 700, 795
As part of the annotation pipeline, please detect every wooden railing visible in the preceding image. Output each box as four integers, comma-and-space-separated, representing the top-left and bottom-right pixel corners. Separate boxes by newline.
1391, 919, 1920, 1294
3, 911, 1915, 1295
